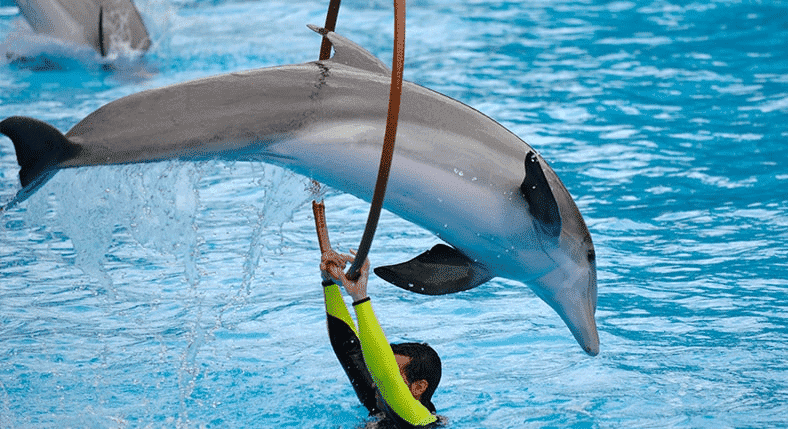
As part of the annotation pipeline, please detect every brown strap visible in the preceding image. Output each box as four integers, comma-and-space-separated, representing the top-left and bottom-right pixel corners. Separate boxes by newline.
346, 0, 406, 280
319, 0, 342, 60
312, 0, 407, 280
312, 200, 332, 254
310, 0, 343, 196
310, 0, 343, 218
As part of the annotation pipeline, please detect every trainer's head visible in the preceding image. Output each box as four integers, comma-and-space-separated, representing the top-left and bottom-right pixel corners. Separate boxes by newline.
391, 342, 441, 412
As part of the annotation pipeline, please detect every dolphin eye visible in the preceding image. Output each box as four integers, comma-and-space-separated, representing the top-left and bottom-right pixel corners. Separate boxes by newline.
587, 249, 596, 263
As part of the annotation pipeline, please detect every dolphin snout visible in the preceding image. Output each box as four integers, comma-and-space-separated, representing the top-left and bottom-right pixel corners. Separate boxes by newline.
580, 318, 600, 356
537, 265, 600, 356
579, 273, 599, 356
568, 303, 599, 356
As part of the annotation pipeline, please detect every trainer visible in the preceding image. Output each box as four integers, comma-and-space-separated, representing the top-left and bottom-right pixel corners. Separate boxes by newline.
321, 249, 442, 428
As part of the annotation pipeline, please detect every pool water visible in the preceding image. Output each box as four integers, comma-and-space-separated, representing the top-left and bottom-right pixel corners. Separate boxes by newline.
1, 0, 787, 427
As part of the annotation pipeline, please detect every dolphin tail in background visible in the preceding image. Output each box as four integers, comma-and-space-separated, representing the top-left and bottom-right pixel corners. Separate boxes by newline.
0, 116, 80, 210
97, 1, 152, 54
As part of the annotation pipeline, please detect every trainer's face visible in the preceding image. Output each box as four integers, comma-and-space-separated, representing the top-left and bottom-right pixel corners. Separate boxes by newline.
394, 354, 412, 385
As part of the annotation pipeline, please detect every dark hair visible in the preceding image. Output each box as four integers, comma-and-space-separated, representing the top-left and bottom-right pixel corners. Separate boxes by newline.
390, 342, 441, 413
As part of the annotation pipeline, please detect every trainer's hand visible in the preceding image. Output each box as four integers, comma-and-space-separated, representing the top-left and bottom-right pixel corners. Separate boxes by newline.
342, 250, 370, 302
320, 248, 346, 283
321, 250, 369, 302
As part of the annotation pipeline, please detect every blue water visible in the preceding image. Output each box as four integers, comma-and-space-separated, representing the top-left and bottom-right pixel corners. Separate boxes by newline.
1, 0, 787, 427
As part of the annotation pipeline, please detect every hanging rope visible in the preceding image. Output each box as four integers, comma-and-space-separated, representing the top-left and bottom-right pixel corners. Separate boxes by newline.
313, 0, 407, 281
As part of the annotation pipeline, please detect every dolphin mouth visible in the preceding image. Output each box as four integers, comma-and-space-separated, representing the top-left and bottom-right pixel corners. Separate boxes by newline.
549, 291, 600, 356
574, 281, 600, 356
561, 292, 599, 356
578, 277, 600, 356
570, 315, 599, 356
535, 263, 600, 356
581, 326, 600, 356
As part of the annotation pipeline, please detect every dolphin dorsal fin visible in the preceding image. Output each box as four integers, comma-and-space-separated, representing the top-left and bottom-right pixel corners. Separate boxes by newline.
307, 24, 390, 75
521, 151, 562, 239
98, 7, 107, 57
374, 244, 492, 295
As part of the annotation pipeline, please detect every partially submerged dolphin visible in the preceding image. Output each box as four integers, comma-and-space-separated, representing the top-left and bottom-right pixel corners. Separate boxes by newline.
0, 26, 599, 355
13, 0, 151, 56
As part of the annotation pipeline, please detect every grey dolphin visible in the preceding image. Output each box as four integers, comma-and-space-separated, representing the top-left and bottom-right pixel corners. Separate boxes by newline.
0, 27, 599, 355
13, 0, 151, 55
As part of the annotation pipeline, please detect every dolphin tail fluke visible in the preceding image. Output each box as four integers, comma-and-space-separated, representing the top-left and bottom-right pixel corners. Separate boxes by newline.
0, 116, 79, 209
374, 244, 492, 295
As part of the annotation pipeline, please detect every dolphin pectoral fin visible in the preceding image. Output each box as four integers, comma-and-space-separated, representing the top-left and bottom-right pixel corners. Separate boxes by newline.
521, 151, 561, 239
307, 24, 391, 75
98, 7, 107, 57
374, 244, 492, 295
0, 116, 80, 206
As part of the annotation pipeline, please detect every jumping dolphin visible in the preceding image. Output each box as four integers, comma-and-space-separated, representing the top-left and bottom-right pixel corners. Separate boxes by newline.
13, 0, 151, 56
0, 26, 599, 355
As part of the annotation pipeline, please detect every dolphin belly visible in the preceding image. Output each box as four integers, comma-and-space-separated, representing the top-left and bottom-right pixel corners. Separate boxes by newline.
276, 119, 542, 276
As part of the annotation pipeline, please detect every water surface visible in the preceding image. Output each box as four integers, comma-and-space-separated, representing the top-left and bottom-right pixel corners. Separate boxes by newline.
1, 0, 787, 427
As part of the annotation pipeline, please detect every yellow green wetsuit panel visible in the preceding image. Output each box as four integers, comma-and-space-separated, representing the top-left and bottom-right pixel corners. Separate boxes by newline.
354, 299, 438, 427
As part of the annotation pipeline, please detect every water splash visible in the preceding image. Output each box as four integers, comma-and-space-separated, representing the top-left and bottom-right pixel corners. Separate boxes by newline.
15, 160, 321, 426
237, 163, 325, 298
17, 160, 320, 295
20, 162, 201, 292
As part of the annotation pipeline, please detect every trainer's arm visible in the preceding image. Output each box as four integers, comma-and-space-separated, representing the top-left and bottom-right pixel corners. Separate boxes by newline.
352, 298, 436, 426
334, 254, 436, 427
322, 256, 378, 414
